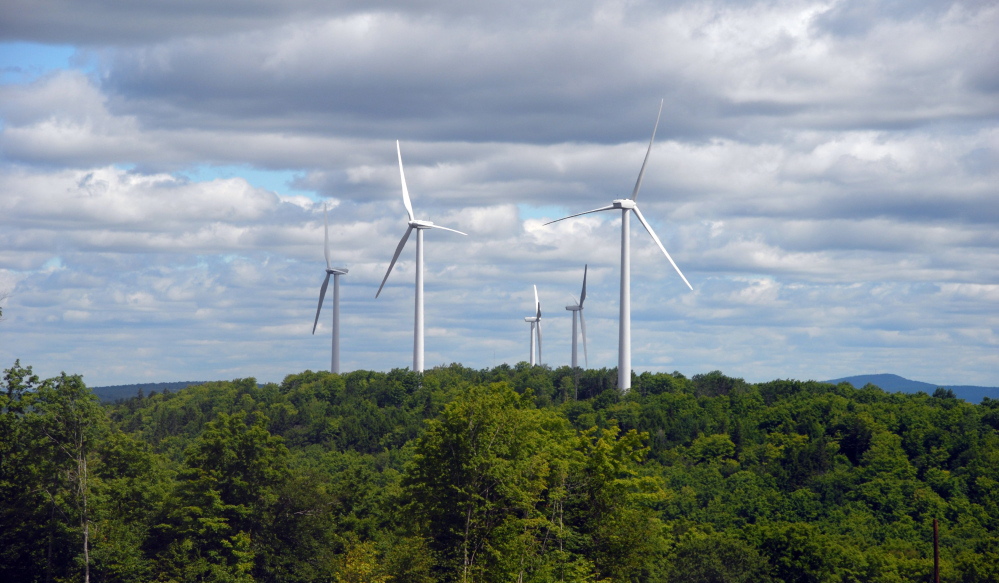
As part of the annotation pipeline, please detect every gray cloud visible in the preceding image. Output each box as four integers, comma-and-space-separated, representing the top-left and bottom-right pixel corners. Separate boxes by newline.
1, 0, 996, 387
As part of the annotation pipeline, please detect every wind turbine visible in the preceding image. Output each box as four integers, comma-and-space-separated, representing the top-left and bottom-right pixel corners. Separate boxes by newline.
565, 265, 588, 369
524, 285, 542, 366
312, 204, 348, 374
545, 100, 692, 391
376, 140, 467, 372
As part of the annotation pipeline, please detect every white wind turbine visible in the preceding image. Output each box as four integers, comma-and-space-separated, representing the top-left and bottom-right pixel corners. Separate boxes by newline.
376, 140, 467, 372
545, 100, 692, 391
565, 265, 588, 369
312, 204, 348, 373
524, 285, 542, 366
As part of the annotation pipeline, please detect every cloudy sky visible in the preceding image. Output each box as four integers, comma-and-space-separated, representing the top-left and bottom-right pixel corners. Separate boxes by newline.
1, 0, 996, 388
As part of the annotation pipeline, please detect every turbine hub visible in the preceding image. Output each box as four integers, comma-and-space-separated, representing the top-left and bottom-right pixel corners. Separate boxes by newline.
612, 199, 636, 209
410, 219, 434, 228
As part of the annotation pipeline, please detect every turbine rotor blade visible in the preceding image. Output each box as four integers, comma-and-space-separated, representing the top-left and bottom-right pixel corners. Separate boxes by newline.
534, 285, 540, 318
543, 205, 617, 226
631, 98, 664, 201
579, 308, 588, 368
633, 206, 693, 290
323, 203, 331, 270
397, 140, 415, 222
580, 263, 587, 305
312, 272, 332, 334
429, 224, 468, 236
376, 226, 414, 298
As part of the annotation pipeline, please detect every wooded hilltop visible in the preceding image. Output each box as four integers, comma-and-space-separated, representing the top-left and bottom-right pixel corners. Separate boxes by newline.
2, 361, 998, 582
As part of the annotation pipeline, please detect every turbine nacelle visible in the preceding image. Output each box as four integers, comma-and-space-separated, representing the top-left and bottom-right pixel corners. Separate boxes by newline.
327, 267, 349, 275
612, 199, 637, 209
409, 219, 435, 229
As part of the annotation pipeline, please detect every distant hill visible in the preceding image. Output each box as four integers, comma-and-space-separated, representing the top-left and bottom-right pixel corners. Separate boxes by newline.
90, 374, 999, 404
825, 374, 999, 404
90, 381, 205, 402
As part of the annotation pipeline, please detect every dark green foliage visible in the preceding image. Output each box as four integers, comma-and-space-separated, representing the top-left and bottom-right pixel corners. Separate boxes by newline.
1, 363, 121, 582
3, 363, 999, 582
668, 528, 771, 583
0, 361, 47, 581
150, 411, 295, 581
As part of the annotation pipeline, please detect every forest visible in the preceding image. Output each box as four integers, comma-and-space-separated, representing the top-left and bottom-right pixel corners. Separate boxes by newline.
2, 360, 998, 583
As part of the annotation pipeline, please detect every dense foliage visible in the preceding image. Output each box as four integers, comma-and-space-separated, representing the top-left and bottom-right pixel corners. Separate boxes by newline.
3, 360, 998, 582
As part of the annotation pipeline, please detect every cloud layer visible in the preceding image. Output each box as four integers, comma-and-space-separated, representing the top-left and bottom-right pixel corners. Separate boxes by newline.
1, 0, 996, 386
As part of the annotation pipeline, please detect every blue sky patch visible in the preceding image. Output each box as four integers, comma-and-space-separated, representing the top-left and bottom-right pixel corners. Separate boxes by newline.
0, 42, 76, 83
180, 165, 316, 199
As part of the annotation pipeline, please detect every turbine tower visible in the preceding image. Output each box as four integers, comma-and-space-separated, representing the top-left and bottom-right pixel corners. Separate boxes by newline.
524, 285, 542, 366
312, 204, 348, 373
545, 100, 692, 391
565, 265, 588, 369
376, 140, 467, 372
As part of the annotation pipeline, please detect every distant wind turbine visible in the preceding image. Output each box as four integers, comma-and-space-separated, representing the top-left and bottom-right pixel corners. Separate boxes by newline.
565, 265, 588, 369
312, 204, 348, 373
524, 285, 542, 366
545, 100, 692, 391
376, 141, 467, 372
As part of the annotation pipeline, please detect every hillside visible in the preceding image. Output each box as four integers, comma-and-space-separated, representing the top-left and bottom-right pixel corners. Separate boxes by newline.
93, 373, 999, 405
4, 363, 999, 582
826, 373, 999, 403
89, 380, 207, 402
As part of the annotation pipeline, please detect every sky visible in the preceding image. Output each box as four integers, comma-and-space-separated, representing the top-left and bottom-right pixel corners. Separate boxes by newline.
0, 0, 996, 388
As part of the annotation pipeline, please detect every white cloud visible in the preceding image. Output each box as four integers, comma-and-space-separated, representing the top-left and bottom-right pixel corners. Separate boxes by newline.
0, 0, 996, 388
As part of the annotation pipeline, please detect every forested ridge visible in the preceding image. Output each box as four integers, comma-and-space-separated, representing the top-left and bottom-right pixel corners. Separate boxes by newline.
2, 361, 998, 582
